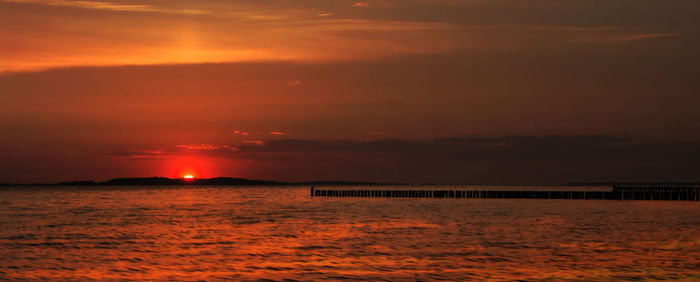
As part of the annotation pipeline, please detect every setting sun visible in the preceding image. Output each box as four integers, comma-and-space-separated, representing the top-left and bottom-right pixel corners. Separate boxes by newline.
183, 175, 194, 179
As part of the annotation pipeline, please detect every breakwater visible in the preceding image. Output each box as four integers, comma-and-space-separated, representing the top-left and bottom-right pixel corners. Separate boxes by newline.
310, 185, 700, 201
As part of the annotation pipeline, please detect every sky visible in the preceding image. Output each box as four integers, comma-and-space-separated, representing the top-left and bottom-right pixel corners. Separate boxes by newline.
1, 0, 699, 184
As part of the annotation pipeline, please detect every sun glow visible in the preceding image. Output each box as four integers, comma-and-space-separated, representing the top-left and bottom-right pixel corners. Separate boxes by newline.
184, 174, 194, 179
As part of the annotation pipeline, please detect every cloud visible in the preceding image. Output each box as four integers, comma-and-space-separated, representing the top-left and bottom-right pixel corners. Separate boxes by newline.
575, 32, 680, 44
618, 33, 680, 42
108, 149, 174, 159
231, 135, 700, 183
241, 140, 265, 146
350, 1, 392, 8
352, 2, 369, 8
110, 144, 239, 159
268, 131, 289, 136
3, 0, 693, 73
1, 0, 209, 15
102, 135, 700, 184
0, 0, 465, 73
232, 135, 636, 157
176, 144, 229, 151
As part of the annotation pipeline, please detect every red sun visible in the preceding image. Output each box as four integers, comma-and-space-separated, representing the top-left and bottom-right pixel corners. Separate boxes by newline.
183, 174, 194, 180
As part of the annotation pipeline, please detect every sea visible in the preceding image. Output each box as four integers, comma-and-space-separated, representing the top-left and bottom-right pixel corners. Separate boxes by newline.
0, 185, 699, 280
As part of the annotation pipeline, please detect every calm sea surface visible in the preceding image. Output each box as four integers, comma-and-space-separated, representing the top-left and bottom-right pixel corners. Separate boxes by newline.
0, 186, 699, 280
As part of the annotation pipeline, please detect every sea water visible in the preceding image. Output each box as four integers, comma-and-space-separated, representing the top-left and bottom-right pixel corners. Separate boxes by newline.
0, 186, 698, 280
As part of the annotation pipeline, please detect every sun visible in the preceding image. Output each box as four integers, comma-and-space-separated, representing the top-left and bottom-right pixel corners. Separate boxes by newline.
183, 174, 194, 179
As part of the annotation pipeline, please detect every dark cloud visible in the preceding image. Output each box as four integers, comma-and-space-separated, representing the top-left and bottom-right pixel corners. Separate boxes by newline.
101, 135, 700, 184
233, 135, 697, 162
243, 135, 700, 184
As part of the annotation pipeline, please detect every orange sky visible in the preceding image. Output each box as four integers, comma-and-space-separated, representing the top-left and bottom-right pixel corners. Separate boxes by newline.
1, 0, 699, 183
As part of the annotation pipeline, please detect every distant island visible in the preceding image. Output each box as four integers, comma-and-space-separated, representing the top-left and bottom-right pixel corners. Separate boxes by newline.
0, 177, 385, 187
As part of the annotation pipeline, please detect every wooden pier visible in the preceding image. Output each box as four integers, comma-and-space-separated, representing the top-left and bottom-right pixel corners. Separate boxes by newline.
310, 185, 700, 201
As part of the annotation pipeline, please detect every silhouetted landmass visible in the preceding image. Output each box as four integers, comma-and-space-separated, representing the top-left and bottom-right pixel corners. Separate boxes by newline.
0, 182, 48, 187
102, 177, 186, 186
57, 181, 98, 186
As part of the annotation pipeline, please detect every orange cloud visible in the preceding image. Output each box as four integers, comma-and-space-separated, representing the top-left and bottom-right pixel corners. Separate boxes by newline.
176, 144, 221, 151
0, 0, 462, 73
351, 1, 392, 8
110, 149, 174, 159
1, 0, 209, 15
242, 140, 265, 146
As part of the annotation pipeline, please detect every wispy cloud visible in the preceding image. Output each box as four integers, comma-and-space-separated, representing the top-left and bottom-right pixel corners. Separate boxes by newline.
241, 140, 265, 146
0, 0, 691, 74
351, 1, 392, 8
0, 0, 464, 73
575, 32, 680, 43
352, 2, 369, 8
109, 149, 173, 159
110, 143, 238, 159
621, 33, 680, 42
1, 0, 209, 15
176, 144, 237, 151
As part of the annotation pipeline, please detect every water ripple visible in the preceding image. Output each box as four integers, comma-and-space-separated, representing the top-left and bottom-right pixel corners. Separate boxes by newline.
0, 186, 699, 280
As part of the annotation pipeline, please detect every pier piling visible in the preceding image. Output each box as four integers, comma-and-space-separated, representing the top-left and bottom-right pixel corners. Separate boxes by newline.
309, 185, 699, 201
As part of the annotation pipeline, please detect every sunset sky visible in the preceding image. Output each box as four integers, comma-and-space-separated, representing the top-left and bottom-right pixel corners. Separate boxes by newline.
1, 0, 699, 184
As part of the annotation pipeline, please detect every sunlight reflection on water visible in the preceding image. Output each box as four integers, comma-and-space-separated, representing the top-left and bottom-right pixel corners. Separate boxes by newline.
0, 186, 699, 280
